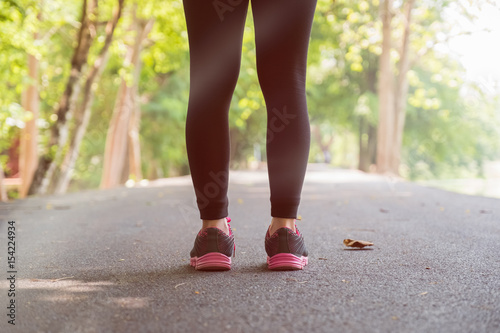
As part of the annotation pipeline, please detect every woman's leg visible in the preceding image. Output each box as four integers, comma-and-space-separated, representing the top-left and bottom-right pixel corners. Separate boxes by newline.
183, 0, 250, 226
251, 0, 317, 231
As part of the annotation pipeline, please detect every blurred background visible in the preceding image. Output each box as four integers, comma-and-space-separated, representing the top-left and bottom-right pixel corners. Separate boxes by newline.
1, 0, 499, 200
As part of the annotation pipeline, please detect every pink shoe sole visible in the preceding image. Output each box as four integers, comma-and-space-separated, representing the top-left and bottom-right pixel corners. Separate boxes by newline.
190, 252, 231, 271
267, 253, 308, 270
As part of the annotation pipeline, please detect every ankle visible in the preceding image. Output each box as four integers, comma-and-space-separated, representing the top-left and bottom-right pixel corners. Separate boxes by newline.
202, 218, 229, 235
269, 217, 296, 235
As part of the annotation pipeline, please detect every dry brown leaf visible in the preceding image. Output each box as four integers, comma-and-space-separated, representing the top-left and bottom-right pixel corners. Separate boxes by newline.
343, 239, 374, 248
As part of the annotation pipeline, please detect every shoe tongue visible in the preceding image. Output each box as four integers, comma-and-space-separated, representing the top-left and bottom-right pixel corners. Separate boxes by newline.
283, 226, 298, 233
283, 226, 300, 236
225, 217, 232, 236
268, 226, 296, 237
201, 226, 230, 236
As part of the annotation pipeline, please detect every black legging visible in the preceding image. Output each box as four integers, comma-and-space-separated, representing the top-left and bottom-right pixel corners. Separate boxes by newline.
183, 0, 317, 220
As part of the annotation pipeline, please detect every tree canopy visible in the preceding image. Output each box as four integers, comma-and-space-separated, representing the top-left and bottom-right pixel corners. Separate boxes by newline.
1, 0, 499, 198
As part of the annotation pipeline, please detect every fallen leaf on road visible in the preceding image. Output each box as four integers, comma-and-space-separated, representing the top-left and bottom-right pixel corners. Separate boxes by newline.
318, 258, 328, 260
343, 239, 374, 248
379, 208, 389, 213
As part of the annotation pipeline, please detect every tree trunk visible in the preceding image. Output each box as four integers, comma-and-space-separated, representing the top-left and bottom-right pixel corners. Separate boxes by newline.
392, 0, 415, 172
28, 0, 98, 195
367, 123, 377, 169
358, 119, 377, 172
127, 19, 153, 182
101, 79, 133, 188
358, 65, 378, 173
128, 90, 143, 181
313, 124, 333, 163
358, 117, 369, 171
367, 68, 378, 171
100, 13, 151, 189
54, 0, 125, 194
0, 164, 7, 202
19, 49, 40, 198
376, 0, 395, 174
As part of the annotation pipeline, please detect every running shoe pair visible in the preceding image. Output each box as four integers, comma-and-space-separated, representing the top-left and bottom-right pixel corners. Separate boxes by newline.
190, 217, 308, 271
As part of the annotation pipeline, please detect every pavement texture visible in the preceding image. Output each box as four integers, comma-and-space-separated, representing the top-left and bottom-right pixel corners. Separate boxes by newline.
0, 164, 499, 333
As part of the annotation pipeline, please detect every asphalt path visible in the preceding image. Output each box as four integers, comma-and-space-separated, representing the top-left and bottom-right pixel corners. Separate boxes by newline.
0, 165, 499, 332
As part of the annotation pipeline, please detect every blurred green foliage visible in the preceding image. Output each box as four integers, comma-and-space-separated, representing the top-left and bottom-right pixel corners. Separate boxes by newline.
1, 0, 499, 191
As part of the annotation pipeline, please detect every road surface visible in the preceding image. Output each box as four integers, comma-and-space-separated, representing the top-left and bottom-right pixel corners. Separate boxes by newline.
0, 165, 499, 332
